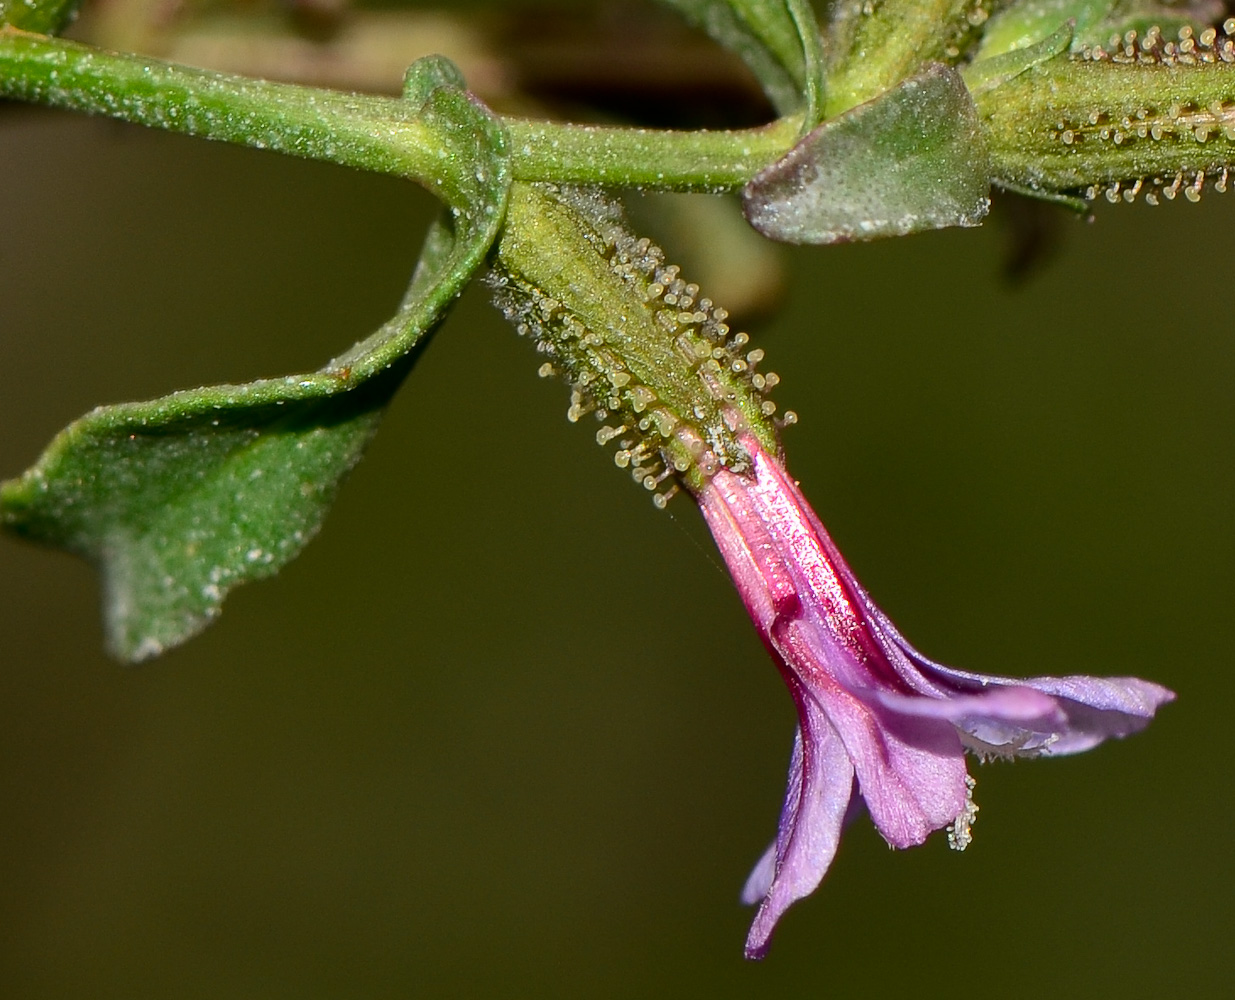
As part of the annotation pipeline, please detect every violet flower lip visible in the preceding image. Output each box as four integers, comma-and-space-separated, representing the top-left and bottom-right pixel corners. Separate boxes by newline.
697, 434, 1175, 960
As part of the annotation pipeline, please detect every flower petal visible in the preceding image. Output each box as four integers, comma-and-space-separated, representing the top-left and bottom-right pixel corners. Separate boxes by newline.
740, 841, 778, 908
886, 629, 1176, 756
869, 684, 1065, 725
778, 618, 970, 849
1008, 674, 1175, 754
744, 686, 854, 961
798, 540, 1176, 758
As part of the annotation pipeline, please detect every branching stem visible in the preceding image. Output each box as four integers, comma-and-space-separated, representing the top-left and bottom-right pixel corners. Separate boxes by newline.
0, 27, 801, 198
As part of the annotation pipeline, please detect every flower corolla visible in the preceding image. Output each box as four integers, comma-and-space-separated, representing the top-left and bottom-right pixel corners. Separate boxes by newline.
697, 436, 1174, 959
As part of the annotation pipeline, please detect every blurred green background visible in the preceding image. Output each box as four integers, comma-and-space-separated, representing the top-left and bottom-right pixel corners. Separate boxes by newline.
1, 6, 1231, 996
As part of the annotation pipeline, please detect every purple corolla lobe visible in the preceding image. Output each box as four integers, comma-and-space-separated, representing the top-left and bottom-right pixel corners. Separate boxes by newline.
697, 435, 1174, 959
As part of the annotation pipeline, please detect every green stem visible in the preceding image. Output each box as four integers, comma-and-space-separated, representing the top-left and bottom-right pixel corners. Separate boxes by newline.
0, 28, 800, 197
0, 28, 476, 207
505, 116, 800, 191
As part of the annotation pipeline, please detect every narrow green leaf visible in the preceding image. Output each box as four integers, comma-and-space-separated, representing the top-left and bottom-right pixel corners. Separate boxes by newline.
1, 66, 509, 661
978, 0, 1117, 59
964, 20, 1075, 99
743, 63, 990, 244
994, 178, 1090, 213
657, 0, 826, 124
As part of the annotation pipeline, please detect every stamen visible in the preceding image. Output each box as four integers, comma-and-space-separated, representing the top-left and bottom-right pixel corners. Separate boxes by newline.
946, 775, 979, 851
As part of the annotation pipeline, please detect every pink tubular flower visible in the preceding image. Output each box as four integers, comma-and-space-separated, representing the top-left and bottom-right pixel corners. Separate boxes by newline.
697, 435, 1174, 960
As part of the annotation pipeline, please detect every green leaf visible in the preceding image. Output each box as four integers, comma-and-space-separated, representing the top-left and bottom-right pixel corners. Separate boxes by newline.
742, 62, 990, 244
964, 19, 1074, 99
825, 0, 992, 116
978, 0, 1117, 59
1, 63, 510, 661
0, 0, 81, 34
657, 0, 826, 124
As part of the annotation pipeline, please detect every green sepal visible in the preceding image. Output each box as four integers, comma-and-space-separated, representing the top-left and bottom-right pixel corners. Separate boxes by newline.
742, 63, 991, 244
491, 183, 784, 497
657, 0, 826, 125
977, 49, 1235, 195
0, 0, 81, 34
1, 65, 510, 662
